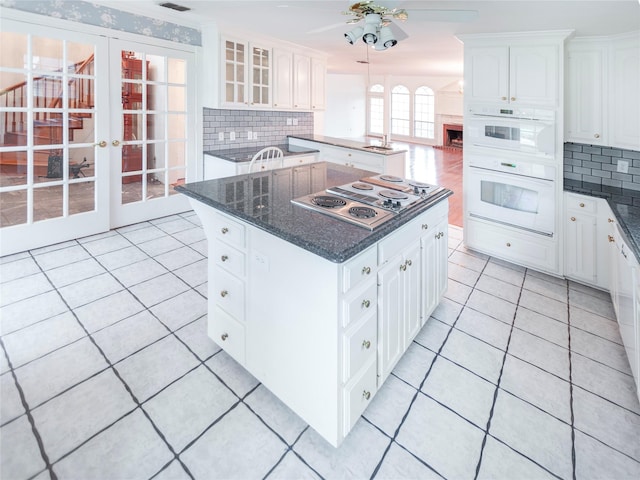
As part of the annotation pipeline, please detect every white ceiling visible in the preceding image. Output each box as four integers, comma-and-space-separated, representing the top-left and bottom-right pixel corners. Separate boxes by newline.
99, 0, 640, 77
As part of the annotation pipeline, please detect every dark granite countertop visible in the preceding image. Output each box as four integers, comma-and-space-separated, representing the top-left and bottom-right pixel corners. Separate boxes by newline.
176, 162, 452, 263
203, 144, 319, 163
288, 134, 408, 155
564, 179, 640, 260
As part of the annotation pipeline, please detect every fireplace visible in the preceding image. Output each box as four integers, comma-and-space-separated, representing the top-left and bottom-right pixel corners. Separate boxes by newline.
443, 124, 463, 149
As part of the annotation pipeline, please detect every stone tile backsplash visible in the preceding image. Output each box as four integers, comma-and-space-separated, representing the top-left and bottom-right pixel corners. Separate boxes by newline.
203, 108, 313, 152
564, 142, 640, 191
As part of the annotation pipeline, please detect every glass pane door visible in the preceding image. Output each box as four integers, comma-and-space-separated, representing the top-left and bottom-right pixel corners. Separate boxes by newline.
110, 40, 194, 227
0, 21, 109, 256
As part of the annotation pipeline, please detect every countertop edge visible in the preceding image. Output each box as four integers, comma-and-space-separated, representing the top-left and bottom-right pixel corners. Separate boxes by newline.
288, 134, 408, 156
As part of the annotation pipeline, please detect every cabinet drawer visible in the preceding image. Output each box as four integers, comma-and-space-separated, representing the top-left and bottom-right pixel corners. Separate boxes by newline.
342, 246, 377, 293
211, 267, 245, 321
213, 239, 245, 278
211, 212, 246, 247
209, 306, 245, 365
343, 313, 377, 382
343, 360, 377, 436
342, 281, 377, 328
466, 218, 557, 272
565, 193, 597, 214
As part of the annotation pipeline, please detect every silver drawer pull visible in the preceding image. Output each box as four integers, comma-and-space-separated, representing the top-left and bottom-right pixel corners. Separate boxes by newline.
362, 340, 371, 349
220, 290, 228, 297
362, 266, 371, 275
221, 227, 229, 234
221, 333, 228, 341
362, 390, 371, 400
422, 224, 429, 230
221, 255, 229, 262
361, 299, 371, 309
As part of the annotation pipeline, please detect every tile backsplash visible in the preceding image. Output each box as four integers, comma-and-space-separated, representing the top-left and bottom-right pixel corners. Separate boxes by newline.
203, 108, 313, 152
564, 142, 640, 191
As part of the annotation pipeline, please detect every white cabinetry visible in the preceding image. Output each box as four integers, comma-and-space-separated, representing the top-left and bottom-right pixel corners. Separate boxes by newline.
566, 32, 640, 149
422, 217, 449, 318
563, 192, 613, 289
293, 53, 311, 110
311, 57, 326, 110
464, 42, 560, 106
272, 48, 293, 109
221, 37, 271, 108
204, 152, 317, 180
190, 196, 449, 447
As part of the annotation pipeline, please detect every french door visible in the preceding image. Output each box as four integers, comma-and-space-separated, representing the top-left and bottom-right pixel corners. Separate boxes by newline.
109, 39, 194, 228
0, 20, 195, 256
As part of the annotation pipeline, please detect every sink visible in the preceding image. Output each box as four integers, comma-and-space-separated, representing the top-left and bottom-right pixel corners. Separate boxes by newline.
363, 145, 394, 152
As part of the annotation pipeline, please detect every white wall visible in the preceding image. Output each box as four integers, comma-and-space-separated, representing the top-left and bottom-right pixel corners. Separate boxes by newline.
323, 74, 367, 139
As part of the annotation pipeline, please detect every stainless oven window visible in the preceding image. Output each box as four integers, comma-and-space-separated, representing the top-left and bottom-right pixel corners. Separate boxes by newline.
480, 180, 539, 214
485, 125, 520, 141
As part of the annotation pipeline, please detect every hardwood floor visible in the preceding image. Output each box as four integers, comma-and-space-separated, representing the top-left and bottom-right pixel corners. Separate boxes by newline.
398, 142, 463, 227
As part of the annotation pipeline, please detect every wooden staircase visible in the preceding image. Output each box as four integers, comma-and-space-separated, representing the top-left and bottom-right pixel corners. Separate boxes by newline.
0, 54, 95, 176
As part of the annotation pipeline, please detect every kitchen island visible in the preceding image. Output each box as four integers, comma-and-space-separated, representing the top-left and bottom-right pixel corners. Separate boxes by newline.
175, 162, 452, 447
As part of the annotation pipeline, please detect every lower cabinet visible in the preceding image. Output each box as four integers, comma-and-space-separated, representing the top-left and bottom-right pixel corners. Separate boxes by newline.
563, 192, 613, 289
191, 197, 449, 447
203, 152, 317, 180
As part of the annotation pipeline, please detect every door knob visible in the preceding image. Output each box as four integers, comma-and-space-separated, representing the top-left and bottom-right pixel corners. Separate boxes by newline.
95, 140, 107, 148
112, 140, 121, 147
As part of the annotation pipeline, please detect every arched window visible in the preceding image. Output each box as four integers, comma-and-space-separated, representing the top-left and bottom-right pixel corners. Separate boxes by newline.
368, 84, 384, 134
391, 85, 410, 136
414, 86, 435, 139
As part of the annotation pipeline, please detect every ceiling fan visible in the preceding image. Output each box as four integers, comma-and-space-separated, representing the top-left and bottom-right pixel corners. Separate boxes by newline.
309, 1, 478, 51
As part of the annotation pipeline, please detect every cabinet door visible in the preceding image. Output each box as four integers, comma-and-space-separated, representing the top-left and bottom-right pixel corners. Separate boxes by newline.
404, 243, 422, 343
466, 46, 509, 103
249, 44, 271, 107
293, 53, 311, 109
509, 45, 558, 106
310, 162, 327, 192
565, 210, 597, 284
292, 165, 311, 198
272, 48, 293, 109
421, 219, 448, 321
311, 57, 326, 110
377, 259, 404, 383
221, 37, 247, 107
611, 36, 640, 149
566, 47, 607, 144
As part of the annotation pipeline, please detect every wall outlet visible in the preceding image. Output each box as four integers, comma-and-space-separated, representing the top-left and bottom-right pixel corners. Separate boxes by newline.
252, 132, 259, 140
617, 159, 629, 173
247, 130, 252, 140
286, 118, 292, 126
230, 131, 236, 141
218, 132, 224, 141
293, 118, 299, 126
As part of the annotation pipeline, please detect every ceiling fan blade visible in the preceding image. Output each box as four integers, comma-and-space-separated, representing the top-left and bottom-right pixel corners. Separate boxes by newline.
388, 22, 409, 42
306, 22, 352, 34
407, 9, 479, 23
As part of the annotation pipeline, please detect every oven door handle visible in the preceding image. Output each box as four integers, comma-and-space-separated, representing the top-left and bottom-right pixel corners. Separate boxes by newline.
500, 162, 517, 168
468, 164, 555, 183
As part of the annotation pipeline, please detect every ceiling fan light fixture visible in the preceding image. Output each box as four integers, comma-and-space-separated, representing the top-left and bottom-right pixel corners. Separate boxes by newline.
379, 25, 397, 48
362, 13, 381, 45
345, 26, 364, 44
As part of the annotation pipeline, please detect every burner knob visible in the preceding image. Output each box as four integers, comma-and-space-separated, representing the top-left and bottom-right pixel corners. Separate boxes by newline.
421, 188, 427, 195
413, 186, 419, 194
395, 201, 401, 208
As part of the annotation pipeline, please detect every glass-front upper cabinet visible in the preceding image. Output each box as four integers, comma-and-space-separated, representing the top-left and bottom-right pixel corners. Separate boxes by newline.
221, 37, 271, 108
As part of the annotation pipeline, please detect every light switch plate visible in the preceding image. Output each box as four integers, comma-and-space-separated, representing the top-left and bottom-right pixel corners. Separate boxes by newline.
230, 131, 236, 141
617, 160, 629, 174
218, 132, 224, 141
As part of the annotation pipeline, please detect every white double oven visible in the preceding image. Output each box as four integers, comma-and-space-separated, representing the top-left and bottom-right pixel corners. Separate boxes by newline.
464, 104, 558, 238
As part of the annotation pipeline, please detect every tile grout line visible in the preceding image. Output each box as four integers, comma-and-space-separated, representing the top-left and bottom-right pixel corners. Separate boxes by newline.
567, 280, 577, 480
472, 266, 527, 480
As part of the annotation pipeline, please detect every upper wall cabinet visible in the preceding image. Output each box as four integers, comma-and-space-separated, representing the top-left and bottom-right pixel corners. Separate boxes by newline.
215, 32, 327, 111
565, 32, 640, 150
465, 44, 559, 107
221, 37, 271, 108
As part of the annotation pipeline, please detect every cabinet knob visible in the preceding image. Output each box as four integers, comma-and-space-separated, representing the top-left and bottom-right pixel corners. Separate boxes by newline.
362, 390, 371, 400
608, 235, 615, 243
362, 340, 371, 349
594, 134, 600, 139
608, 218, 614, 223
221, 255, 229, 262
422, 224, 429, 230
579, 203, 585, 208
221, 333, 228, 341
501, 96, 507, 101
506, 242, 511, 247
400, 263, 407, 271
112, 140, 121, 147
220, 290, 228, 297
362, 266, 371, 275
511, 97, 516, 101
406, 259, 412, 267
361, 299, 371, 309
571, 216, 576, 221
221, 227, 229, 234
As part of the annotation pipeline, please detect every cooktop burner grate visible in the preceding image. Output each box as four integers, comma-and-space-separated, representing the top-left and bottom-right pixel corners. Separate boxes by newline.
351, 182, 374, 190
379, 189, 409, 200
379, 175, 403, 182
348, 206, 377, 219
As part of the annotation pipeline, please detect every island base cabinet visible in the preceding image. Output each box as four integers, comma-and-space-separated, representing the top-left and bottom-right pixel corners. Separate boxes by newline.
208, 306, 245, 365
343, 360, 377, 435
